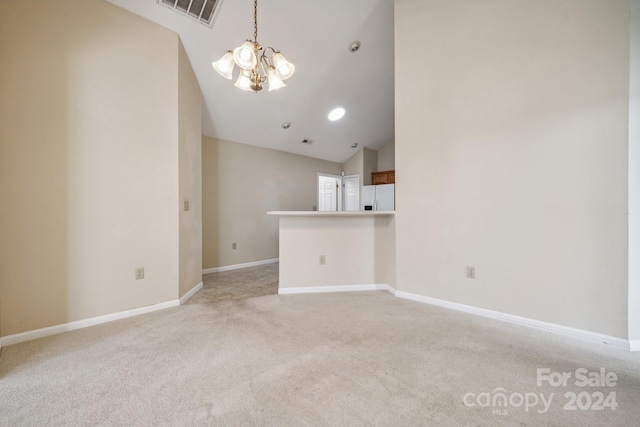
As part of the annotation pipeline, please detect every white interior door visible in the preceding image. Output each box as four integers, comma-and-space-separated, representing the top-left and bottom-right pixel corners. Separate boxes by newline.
318, 176, 338, 211
343, 175, 360, 211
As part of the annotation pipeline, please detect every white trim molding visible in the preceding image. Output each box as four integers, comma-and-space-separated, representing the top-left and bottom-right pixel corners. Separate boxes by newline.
0, 299, 180, 348
203, 258, 278, 275
277, 284, 634, 351
180, 281, 203, 305
393, 290, 631, 351
0, 281, 202, 350
279, 284, 392, 295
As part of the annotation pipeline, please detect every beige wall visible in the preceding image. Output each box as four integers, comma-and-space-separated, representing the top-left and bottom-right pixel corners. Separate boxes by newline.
630, 0, 640, 342
395, 0, 630, 338
343, 147, 380, 190
0, 0, 198, 336
278, 216, 376, 288
345, 145, 393, 183
374, 216, 396, 288
202, 137, 342, 269
362, 148, 378, 186
178, 42, 203, 297
276, 214, 395, 289
343, 149, 364, 182
377, 140, 395, 172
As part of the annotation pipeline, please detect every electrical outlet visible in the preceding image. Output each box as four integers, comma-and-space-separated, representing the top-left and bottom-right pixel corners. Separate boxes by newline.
466, 266, 475, 279
320, 255, 326, 265
232, 242, 237, 250
135, 267, 145, 280
184, 200, 190, 211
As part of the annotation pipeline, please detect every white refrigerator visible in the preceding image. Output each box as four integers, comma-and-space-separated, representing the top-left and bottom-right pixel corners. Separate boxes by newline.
362, 184, 395, 211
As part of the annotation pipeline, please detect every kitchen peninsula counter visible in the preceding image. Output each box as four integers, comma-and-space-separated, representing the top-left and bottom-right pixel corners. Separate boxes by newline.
267, 210, 394, 217
267, 211, 396, 292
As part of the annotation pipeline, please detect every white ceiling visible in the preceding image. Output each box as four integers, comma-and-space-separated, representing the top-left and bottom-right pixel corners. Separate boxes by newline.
105, 0, 395, 163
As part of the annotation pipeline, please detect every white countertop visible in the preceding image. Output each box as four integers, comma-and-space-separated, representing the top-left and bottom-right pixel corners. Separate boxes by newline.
266, 211, 395, 217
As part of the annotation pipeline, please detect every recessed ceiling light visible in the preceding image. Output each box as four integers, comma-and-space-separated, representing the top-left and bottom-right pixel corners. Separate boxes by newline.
328, 107, 345, 121
281, 122, 291, 129
350, 42, 361, 52
351, 143, 358, 149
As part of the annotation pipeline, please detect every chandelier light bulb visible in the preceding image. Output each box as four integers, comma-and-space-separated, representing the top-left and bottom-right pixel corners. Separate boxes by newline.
267, 67, 286, 91
212, 51, 235, 80
233, 41, 258, 70
279, 63, 292, 78
272, 52, 295, 80
234, 69, 254, 91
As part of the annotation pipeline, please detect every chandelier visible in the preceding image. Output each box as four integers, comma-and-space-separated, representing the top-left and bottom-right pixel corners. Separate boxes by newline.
212, 0, 295, 92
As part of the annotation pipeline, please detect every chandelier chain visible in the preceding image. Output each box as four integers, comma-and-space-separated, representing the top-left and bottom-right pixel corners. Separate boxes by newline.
253, 0, 258, 42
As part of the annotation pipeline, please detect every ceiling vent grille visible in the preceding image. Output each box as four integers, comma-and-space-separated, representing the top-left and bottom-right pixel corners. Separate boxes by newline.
157, 0, 221, 26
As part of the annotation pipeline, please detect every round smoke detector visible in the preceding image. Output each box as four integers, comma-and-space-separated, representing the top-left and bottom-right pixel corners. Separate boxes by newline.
350, 42, 361, 53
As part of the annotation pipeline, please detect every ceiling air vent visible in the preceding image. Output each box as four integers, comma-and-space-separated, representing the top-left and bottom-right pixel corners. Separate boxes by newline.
157, 0, 221, 26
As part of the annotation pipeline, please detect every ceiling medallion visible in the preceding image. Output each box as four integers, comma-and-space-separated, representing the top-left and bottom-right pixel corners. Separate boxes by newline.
212, 0, 295, 92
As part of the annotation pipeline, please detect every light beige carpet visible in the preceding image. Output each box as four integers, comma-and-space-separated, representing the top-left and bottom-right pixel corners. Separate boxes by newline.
1, 278, 639, 425
190, 263, 279, 304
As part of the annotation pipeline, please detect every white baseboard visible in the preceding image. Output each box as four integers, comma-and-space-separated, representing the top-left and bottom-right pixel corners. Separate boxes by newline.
0, 299, 180, 348
278, 284, 634, 351
393, 290, 631, 351
0, 281, 202, 350
2, 279, 634, 353
180, 281, 203, 305
203, 258, 278, 275
279, 284, 392, 295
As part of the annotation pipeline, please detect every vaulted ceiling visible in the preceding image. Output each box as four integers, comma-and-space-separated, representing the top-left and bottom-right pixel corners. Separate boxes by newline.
106, 0, 395, 163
